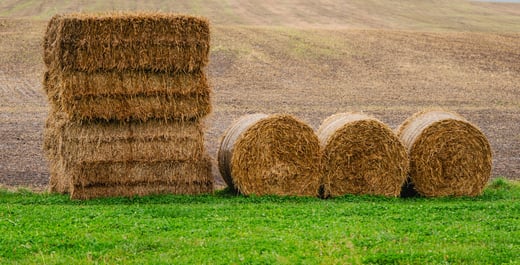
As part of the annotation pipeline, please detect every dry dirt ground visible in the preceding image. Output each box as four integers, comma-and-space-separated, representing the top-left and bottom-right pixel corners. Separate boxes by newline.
1, 0, 519, 191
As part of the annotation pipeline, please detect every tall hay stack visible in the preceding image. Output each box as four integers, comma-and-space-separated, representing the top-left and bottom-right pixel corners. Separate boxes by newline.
42, 12, 213, 199
218, 114, 321, 196
318, 113, 409, 197
397, 110, 492, 197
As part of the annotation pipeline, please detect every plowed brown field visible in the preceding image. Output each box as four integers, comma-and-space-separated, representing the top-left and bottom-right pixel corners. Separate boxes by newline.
1, 0, 519, 190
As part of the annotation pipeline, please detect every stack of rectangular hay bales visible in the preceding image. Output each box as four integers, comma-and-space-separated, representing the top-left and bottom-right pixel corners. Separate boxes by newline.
42, 13, 213, 199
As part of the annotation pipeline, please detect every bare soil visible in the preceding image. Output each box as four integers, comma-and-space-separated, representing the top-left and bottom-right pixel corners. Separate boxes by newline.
1, 1, 519, 190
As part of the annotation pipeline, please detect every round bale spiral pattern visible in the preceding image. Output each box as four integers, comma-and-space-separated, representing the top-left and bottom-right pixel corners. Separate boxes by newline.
218, 114, 321, 196
397, 110, 492, 197
318, 112, 409, 197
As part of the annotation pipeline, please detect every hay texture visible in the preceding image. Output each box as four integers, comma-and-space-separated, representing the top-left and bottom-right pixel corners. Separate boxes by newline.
44, 12, 210, 73
318, 113, 409, 197
44, 71, 210, 121
218, 114, 321, 196
48, 113, 205, 163
72, 181, 213, 200
70, 157, 213, 200
43, 111, 69, 193
54, 92, 211, 121
72, 159, 212, 187
42, 12, 214, 199
397, 110, 492, 197
44, 70, 209, 101
44, 111, 213, 198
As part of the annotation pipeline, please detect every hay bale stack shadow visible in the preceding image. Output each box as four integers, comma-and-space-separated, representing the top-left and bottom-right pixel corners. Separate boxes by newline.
218, 114, 321, 196
397, 110, 492, 197
318, 113, 408, 198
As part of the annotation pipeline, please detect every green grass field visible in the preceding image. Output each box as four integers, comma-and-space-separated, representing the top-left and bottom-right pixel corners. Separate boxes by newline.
1, 179, 519, 264
1, 1, 519, 264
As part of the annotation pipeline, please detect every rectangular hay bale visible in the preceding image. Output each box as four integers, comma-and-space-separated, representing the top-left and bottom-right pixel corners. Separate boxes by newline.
44, 12, 210, 73
44, 70, 209, 100
44, 111, 213, 197
60, 92, 211, 121
49, 114, 206, 162
64, 138, 205, 163
44, 72, 211, 121
72, 159, 213, 187
70, 159, 214, 200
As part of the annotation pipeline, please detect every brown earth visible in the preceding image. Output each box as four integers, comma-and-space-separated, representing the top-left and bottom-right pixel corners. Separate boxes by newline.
0, 0, 519, 191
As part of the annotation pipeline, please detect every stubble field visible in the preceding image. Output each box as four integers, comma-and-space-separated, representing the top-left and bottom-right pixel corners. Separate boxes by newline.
0, 0, 519, 190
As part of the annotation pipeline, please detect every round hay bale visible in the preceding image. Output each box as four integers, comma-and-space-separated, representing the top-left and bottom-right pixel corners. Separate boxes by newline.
397, 110, 492, 197
318, 112, 409, 197
218, 114, 321, 196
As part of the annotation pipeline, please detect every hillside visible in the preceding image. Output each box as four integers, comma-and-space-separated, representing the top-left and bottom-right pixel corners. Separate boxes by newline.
0, 0, 519, 189
1, 0, 520, 31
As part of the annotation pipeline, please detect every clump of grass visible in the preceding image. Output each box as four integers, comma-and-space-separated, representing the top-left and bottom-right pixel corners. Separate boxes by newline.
479, 177, 518, 200
488, 177, 512, 190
